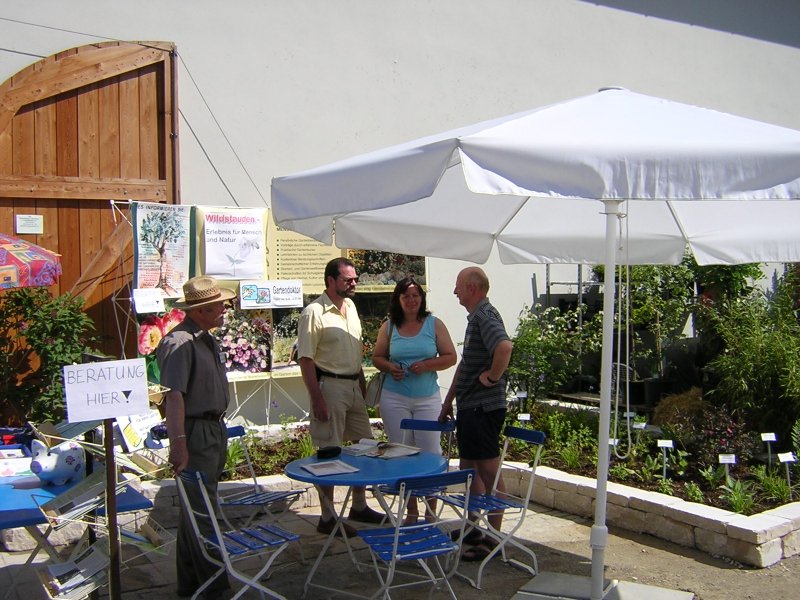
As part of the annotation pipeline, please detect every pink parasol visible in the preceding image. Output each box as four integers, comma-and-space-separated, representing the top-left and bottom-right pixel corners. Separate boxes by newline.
0, 232, 62, 289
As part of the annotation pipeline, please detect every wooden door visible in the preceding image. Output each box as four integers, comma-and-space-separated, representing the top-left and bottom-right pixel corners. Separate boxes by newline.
0, 41, 179, 358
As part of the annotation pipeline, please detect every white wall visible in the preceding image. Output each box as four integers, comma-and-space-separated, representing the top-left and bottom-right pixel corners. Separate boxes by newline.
2, 0, 798, 389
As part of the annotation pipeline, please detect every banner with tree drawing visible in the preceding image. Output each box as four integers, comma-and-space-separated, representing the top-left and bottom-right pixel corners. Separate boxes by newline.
133, 202, 195, 297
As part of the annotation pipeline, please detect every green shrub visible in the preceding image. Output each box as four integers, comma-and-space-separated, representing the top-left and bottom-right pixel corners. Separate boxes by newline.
0, 288, 98, 424
703, 270, 800, 442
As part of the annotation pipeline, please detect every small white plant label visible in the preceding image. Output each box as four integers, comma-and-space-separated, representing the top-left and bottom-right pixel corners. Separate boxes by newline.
632, 422, 647, 430
516, 391, 528, 398
657, 439, 673, 448
623, 411, 636, 418
609, 438, 619, 447
778, 452, 797, 463
760, 432, 777, 442
518, 413, 531, 421
718, 454, 736, 464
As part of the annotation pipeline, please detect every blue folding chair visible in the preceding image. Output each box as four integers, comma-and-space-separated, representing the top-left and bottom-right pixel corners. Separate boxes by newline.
357, 469, 474, 600
444, 426, 546, 589
218, 426, 308, 529
176, 470, 299, 600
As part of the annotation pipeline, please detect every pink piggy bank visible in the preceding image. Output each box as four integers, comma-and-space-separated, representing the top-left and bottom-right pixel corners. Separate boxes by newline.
30, 439, 85, 486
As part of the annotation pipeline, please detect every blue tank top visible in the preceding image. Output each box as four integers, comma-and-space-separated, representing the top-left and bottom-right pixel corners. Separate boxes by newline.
383, 316, 439, 398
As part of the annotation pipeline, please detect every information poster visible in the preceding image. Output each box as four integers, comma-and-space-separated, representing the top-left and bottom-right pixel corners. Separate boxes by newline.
63, 358, 149, 423
201, 207, 267, 280
267, 212, 342, 295
133, 202, 194, 297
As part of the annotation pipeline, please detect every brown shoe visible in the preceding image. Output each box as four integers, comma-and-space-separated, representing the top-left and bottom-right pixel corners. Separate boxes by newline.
317, 516, 358, 538
348, 506, 386, 524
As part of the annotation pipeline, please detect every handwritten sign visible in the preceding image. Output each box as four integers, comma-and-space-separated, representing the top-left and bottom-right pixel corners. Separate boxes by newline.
132, 287, 166, 314
240, 279, 303, 309
63, 358, 149, 423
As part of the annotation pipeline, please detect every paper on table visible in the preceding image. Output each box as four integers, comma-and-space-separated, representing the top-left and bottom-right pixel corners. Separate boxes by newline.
301, 459, 360, 477
341, 439, 420, 459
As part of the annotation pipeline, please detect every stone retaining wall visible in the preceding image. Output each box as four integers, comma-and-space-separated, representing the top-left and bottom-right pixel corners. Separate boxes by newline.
518, 464, 800, 568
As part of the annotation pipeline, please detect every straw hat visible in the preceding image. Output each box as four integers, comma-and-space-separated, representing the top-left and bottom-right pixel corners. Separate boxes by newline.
172, 276, 236, 310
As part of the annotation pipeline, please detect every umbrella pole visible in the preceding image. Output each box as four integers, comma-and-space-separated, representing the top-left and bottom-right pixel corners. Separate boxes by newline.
590, 199, 622, 600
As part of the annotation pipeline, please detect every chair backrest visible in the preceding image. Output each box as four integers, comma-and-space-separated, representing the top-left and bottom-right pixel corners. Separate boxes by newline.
395, 468, 474, 524
175, 470, 225, 547
399, 418, 456, 461
492, 425, 547, 498
225, 425, 257, 485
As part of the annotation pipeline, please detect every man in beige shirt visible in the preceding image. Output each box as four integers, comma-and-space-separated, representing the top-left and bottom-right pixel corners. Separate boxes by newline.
297, 257, 385, 536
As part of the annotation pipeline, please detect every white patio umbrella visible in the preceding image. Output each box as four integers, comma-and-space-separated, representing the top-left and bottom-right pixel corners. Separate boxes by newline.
271, 88, 800, 599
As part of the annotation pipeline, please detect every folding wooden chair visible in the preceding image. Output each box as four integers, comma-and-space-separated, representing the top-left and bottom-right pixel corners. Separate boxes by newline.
176, 470, 300, 600
218, 426, 307, 530
445, 426, 546, 589
357, 469, 474, 600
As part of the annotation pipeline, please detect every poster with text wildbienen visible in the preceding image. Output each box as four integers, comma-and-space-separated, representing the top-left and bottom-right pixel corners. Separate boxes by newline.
63, 358, 149, 423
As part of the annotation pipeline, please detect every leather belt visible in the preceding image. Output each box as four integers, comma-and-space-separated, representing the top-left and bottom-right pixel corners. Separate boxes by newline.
188, 411, 226, 422
315, 367, 360, 380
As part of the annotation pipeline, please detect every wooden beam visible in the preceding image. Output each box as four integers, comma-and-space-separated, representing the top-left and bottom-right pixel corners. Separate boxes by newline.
0, 175, 167, 200
70, 217, 133, 302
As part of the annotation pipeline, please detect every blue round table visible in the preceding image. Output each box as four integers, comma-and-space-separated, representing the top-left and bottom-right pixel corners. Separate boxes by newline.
284, 450, 448, 487
285, 450, 449, 597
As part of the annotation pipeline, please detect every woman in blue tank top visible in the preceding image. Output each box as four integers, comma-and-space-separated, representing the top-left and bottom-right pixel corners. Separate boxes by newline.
372, 277, 457, 523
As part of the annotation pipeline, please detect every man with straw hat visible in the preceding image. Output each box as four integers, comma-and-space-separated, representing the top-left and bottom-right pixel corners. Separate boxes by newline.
157, 275, 236, 598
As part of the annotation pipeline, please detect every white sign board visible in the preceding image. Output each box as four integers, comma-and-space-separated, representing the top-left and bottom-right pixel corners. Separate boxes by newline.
63, 358, 149, 423
15, 214, 44, 235
132, 287, 166, 314
657, 439, 674, 448
240, 279, 303, 309
760, 432, 777, 442
778, 452, 797, 463
718, 453, 737, 464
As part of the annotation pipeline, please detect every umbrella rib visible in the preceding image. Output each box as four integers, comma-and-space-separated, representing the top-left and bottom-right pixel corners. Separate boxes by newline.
493, 195, 528, 240
664, 200, 690, 245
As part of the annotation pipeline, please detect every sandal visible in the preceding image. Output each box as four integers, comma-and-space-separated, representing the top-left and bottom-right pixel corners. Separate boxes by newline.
461, 542, 496, 562
450, 527, 484, 545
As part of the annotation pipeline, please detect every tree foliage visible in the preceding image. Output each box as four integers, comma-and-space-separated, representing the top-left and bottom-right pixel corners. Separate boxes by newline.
0, 288, 98, 425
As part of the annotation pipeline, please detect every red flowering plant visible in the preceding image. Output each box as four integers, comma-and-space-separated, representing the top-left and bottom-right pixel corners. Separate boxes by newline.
213, 307, 273, 373
138, 308, 185, 384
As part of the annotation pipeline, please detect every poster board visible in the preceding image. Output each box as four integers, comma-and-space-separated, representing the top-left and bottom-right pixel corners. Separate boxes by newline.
132, 202, 195, 297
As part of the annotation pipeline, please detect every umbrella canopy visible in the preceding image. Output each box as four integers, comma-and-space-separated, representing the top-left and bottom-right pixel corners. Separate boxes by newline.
273, 88, 800, 266
0, 233, 62, 289
271, 88, 800, 599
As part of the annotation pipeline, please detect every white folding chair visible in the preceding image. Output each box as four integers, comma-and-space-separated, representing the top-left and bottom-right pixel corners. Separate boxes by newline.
176, 469, 299, 600
218, 426, 307, 530
446, 426, 546, 589
357, 469, 474, 600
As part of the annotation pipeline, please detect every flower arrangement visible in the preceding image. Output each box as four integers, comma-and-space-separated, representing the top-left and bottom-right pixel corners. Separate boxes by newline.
138, 308, 185, 383
213, 307, 272, 373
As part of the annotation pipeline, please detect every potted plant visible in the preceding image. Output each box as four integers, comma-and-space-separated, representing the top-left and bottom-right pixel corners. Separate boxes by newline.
593, 261, 695, 406
507, 303, 602, 411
